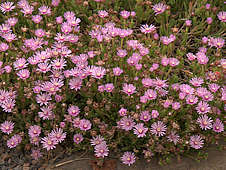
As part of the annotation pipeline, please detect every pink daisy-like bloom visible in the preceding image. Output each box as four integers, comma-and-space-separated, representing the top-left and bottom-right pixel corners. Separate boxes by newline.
118, 108, 127, 117
113, 67, 123, 76
51, 58, 67, 70
0, 23, 11, 34
98, 85, 105, 92
120, 10, 130, 19
41, 136, 58, 151
169, 58, 180, 67
202, 91, 214, 102
117, 49, 127, 58
79, 119, 92, 131
186, 95, 198, 105
32, 15, 42, 24
154, 78, 168, 89
196, 52, 208, 65
98, 10, 108, 18
17, 69, 30, 80
150, 121, 167, 137
61, 22, 72, 34
0, 121, 14, 135
28, 125, 41, 138
140, 110, 151, 122
7, 134, 22, 148
150, 63, 159, 72
197, 114, 213, 130
167, 131, 180, 145
117, 116, 135, 131
185, 20, 192, 27
39, 5, 51, 15
152, 3, 167, 15
208, 83, 220, 93
36, 93, 52, 106
140, 24, 156, 34
121, 152, 136, 166
73, 133, 83, 144
186, 52, 196, 61
1, 99, 15, 113
38, 106, 54, 120
172, 102, 181, 110
189, 77, 204, 87
7, 17, 18, 27
122, 84, 136, 96
142, 78, 154, 88
35, 29, 45, 38
217, 11, 226, 23
69, 78, 83, 91
64, 11, 75, 21
90, 135, 105, 146
133, 123, 148, 138
144, 89, 157, 100
105, 83, 114, 92
21, 4, 34, 15
30, 136, 40, 146
52, 0, 61, 7
190, 135, 204, 149
196, 101, 211, 114
31, 149, 42, 160
0, 42, 9, 52
91, 66, 106, 79
0, 2, 15, 13
196, 87, 208, 97
212, 118, 224, 133
151, 110, 159, 119
2, 33, 17, 42
17, 0, 28, 9
94, 143, 109, 158
68, 105, 80, 117
49, 128, 66, 143
13, 58, 28, 70
37, 63, 51, 73
213, 38, 225, 49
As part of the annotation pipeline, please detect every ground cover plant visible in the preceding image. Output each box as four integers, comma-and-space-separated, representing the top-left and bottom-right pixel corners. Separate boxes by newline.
0, 0, 225, 167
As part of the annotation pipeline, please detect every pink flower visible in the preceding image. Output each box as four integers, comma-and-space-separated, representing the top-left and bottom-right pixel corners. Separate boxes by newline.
118, 108, 127, 116
41, 136, 57, 151
212, 118, 224, 133
0, 2, 15, 13
152, 3, 167, 15
117, 116, 135, 131
140, 24, 156, 34
21, 4, 34, 15
32, 15, 42, 24
120, 10, 130, 19
38, 106, 54, 120
1, 99, 15, 112
49, 128, 66, 143
185, 20, 192, 27
69, 78, 83, 91
0, 42, 9, 52
196, 101, 210, 114
31, 149, 42, 160
189, 77, 204, 87
73, 133, 83, 144
186, 95, 198, 105
167, 131, 180, 145
7, 134, 22, 148
140, 110, 151, 122
14, 58, 28, 70
94, 143, 109, 158
6, 17, 18, 26
172, 102, 181, 110
0, 121, 14, 134
68, 105, 80, 117
98, 10, 108, 18
90, 135, 105, 146
151, 110, 159, 119
113, 67, 123, 76
121, 152, 136, 166
39, 5, 51, 15
186, 52, 196, 61
169, 58, 179, 67
79, 119, 92, 131
190, 135, 204, 149
17, 69, 30, 80
36, 93, 52, 106
133, 123, 148, 138
150, 121, 167, 137
197, 115, 213, 130
91, 66, 106, 79
28, 125, 41, 138
122, 84, 136, 96
208, 83, 220, 93
144, 89, 157, 100
217, 11, 226, 23
196, 52, 208, 64
105, 83, 114, 92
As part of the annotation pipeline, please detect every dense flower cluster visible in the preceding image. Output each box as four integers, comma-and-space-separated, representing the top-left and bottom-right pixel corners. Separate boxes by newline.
0, 0, 225, 166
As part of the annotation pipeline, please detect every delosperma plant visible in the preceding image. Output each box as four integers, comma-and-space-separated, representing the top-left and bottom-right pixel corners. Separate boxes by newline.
0, 0, 225, 166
